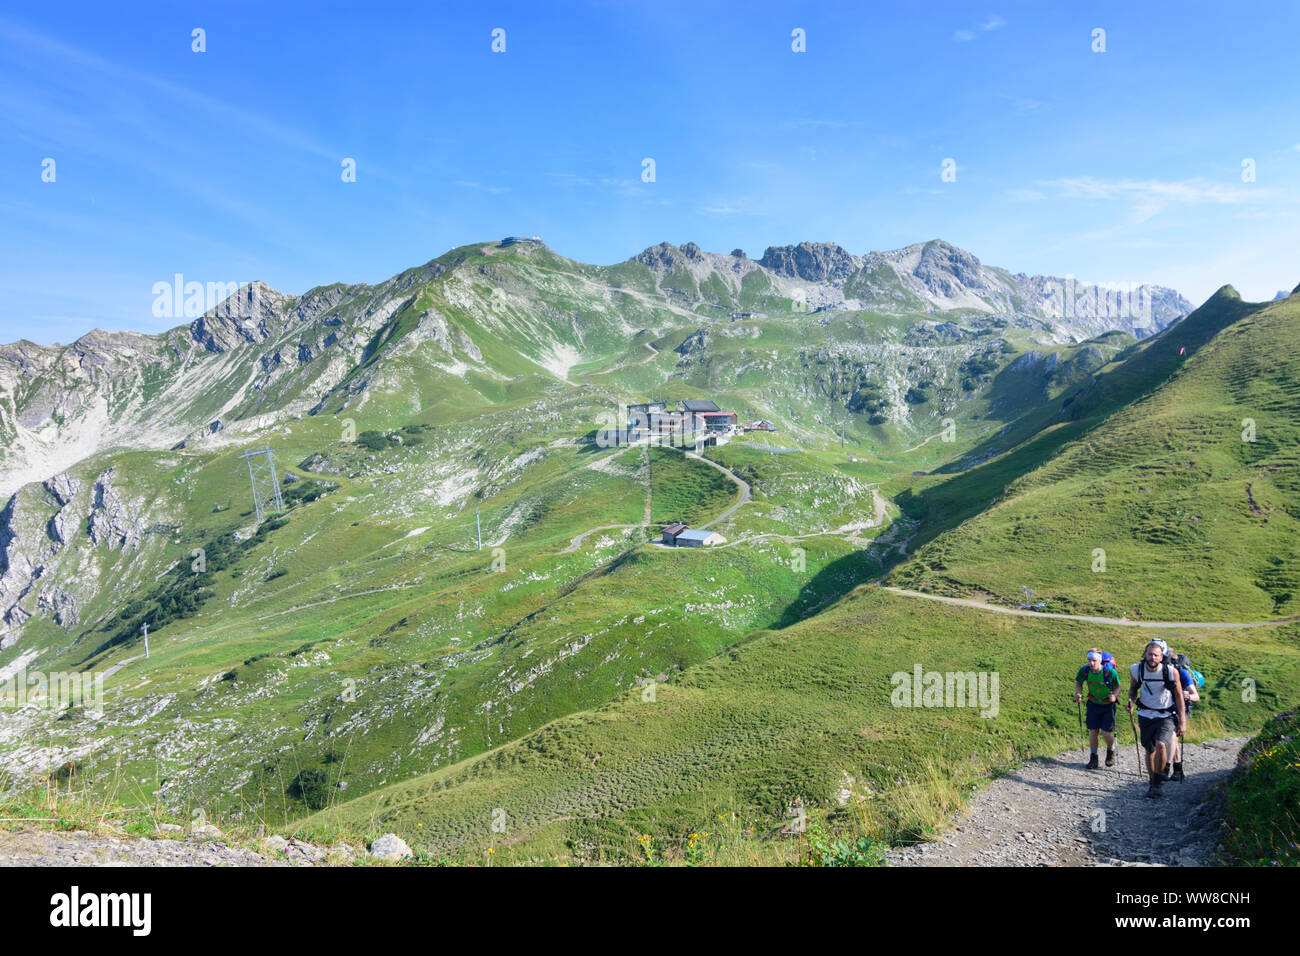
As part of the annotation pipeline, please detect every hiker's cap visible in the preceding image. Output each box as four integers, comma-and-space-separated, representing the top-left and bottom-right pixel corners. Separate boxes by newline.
1086, 651, 1102, 661
1146, 638, 1169, 653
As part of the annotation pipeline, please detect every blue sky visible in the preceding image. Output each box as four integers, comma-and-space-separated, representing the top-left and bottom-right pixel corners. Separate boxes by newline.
2, 0, 1298, 344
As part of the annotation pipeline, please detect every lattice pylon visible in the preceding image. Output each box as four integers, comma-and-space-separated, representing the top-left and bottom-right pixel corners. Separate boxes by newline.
237, 447, 285, 522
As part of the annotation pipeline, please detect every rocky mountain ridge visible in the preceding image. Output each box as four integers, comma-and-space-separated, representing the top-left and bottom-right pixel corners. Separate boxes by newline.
0, 238, 1192, 504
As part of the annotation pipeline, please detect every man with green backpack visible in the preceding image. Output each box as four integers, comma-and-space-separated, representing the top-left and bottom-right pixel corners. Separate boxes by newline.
1074, 648, 1121, 769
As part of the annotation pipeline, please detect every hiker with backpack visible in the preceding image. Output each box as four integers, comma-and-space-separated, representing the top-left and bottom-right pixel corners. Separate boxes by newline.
1163, 649, 1202, 782
1126, 639, 1187, 798
1074, 648, 1120, 768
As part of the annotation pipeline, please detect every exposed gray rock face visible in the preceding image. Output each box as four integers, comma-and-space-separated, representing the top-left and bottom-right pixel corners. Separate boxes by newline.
632, 241, 759, 286
188, 282, 292, 354
0, 462, 165, 641
759, 242, 862, 282
911, 240, 985, 298
43, 474, 77, 507
0, 493, 33, 613
675, 328, 711, 356
88, 469, 139, 550
633, 241, 690, 274
0, 488, 49, 633
37, 587, 77, 628
47, 511, 68, 546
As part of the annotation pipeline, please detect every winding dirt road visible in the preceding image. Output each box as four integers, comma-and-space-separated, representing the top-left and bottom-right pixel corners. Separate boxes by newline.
882, 586, 1293, 630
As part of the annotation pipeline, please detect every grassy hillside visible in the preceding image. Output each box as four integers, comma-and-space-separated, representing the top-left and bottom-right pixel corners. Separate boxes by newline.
1218, 708, 1300, 866
297, 585, 1300, 863
891, 290, 1300, 622
279, 289, 1300, 864
3, 253, 1293, 865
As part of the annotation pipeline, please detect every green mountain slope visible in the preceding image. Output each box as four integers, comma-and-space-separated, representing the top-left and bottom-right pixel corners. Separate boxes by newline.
298, 585, 1300, 862
284, 286, 1300, 863
6, 240, 1277, 864
890, 288, 1300, 621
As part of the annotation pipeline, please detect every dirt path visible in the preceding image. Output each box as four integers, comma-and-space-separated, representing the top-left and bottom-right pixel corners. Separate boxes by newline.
686, 450, 751, 530
0, 829, 342, 867
882, 587, 1293, 630
887, 738, 1245, 866
559, 524, 643, 554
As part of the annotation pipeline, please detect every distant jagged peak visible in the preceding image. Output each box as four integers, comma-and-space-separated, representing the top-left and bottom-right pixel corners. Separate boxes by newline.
630, 241, 759, 281
188, 280, 293, 353
758, 241, 861, 282
865, 238, 983, 282
631, 240, 689, 270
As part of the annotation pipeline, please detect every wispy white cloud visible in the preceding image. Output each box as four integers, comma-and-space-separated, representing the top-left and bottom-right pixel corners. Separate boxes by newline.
1005, 187, 1046, 202
955, 13, 1005, 42
546, 172, 646, 198
1043, 176, 1267, 205
0, 17, 356, 169
454, 180, 510, 195
1037, 175, 1294, 255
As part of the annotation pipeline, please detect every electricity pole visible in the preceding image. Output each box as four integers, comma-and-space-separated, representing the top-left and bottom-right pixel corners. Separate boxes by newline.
142, 621, 150, 659
238, 447, 285, 523
476, 510, 482, 551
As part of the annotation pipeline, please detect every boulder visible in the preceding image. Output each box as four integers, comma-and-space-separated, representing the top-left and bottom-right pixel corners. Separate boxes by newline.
369, 833, 413, 860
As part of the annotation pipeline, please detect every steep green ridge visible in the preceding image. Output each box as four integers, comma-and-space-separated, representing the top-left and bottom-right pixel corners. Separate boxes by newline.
891, 290, 1300, 622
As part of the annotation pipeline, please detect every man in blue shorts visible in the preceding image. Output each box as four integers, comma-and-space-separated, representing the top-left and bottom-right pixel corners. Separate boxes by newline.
1074, 648, 1120, 769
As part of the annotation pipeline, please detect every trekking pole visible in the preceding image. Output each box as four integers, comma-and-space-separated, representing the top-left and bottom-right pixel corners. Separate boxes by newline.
1128, 706, 1143, 780
1076, 698, 1087, 757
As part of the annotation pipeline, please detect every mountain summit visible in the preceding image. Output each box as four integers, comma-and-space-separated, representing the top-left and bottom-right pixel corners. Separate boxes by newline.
1, 237, 1192, 500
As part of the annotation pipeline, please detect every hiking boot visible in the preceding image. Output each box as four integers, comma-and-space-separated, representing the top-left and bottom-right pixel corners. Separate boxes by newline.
1146, 778, 1163, 799
1172, 763, 1185, 782
1163, 761, 1173, 780
1086, 753, 1099, 770
1105, 748, 1116, 768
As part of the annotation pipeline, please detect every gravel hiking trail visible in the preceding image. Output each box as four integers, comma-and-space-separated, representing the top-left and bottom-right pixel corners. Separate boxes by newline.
882, 587, 1294, 630
886, 737, 1246, 867
0, 830, 342, 866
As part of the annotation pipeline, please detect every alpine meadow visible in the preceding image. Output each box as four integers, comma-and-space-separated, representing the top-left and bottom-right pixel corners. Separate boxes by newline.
2, 4, 1298, 902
